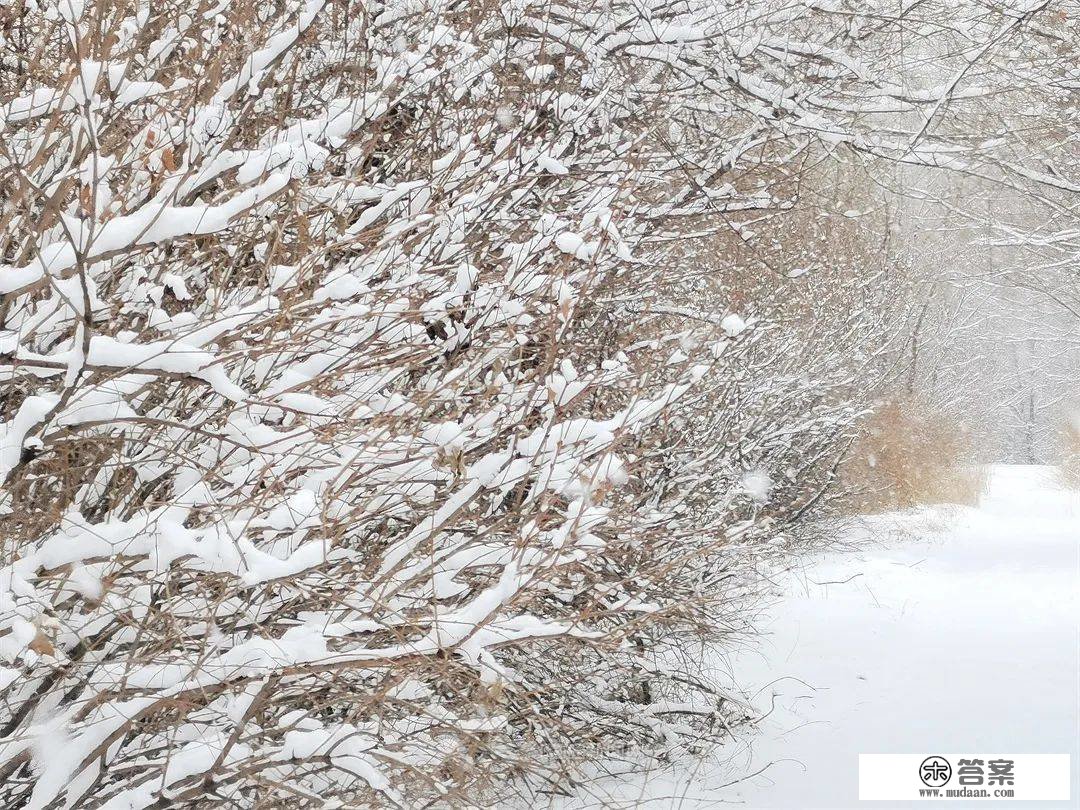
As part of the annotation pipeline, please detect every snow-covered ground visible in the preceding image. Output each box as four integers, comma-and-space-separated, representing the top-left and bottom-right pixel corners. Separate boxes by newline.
552, 465, 1080, 808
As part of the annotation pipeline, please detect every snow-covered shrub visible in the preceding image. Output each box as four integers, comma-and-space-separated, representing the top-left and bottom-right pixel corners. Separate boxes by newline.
0, 1, 789, 805
634, 158, 926, 532
840, 398, 987, 512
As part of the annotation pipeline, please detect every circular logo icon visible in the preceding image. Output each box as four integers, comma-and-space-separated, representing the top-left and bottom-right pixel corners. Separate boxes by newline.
920, 755, 952, 787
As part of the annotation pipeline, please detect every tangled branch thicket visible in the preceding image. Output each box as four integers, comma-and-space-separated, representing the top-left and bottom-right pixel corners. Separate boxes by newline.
0, 0, 1074, 806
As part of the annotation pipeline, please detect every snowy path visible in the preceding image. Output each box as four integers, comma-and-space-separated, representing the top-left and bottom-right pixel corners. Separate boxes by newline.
553, 465, 1079, 808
